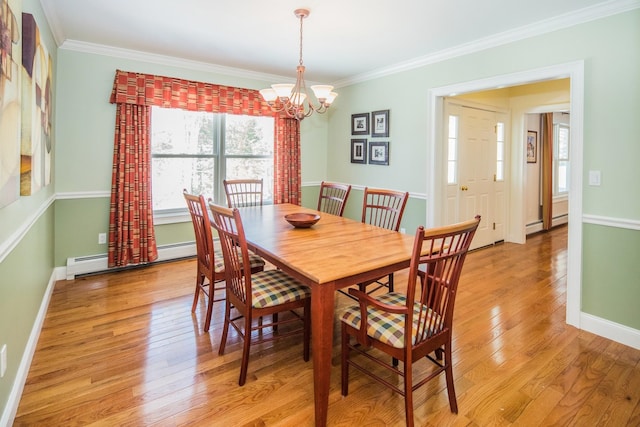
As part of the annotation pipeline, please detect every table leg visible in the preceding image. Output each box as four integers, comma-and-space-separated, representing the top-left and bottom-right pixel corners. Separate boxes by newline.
311, 283, 335, 427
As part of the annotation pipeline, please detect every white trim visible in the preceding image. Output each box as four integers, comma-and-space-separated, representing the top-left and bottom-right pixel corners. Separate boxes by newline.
43, 1, 640, 89
581, 313, 640, 351
427, 60, 585, 330
59, 40, 294, 85
583, 214, 640, 230
334, 0, 640, 87
0, 195, 55, 264
0, 271, 57, 427
56, 191, 110, 200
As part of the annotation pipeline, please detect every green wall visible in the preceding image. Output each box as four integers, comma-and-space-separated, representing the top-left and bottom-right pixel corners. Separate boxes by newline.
0, 0, 57, 417
322, 11, 640, 329
2, 4, 640, 421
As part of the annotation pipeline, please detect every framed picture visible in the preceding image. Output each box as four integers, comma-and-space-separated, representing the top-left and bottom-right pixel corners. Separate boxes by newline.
351, 113, 369, 135
526, 130, 537, 163
371, 109, 389, 137
350, 139, 367, 164
368, 141, 389, 165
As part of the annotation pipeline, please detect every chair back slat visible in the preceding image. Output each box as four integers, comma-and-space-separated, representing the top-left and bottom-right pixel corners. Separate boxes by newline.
183, 190, 214, 276
317, 181, 351, 216
408, 216, 481, 346
209, 203, 252, 309
224, 179, 263, 208
361, 187, 409, 231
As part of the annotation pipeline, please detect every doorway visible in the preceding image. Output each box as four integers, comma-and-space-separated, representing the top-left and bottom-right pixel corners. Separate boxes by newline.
427, 61, 584, 328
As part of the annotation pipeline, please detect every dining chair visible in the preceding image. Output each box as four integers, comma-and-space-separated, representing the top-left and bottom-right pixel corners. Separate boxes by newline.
223, 178, 263, 208
209, 202, 311, 386
340, 215, 481, 427
317, 181, 352, 216
358, 187, 409, 294
183, 190, 265, 332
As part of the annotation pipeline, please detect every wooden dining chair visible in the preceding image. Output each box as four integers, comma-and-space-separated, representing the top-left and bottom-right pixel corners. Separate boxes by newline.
340, 216, 481, 427
358, 187, 409, 294
183, 190, 265, 332
209, 202, 311, 386
317, 181, 352, 216
223, 178, 263, 208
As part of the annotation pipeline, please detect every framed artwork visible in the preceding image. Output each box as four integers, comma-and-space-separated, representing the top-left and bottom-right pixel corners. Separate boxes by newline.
526, 130, 537, 163
351, 113, 369, 135
350, 139, 367, 164
371, 109, 389, 137
368, 141, 389, 165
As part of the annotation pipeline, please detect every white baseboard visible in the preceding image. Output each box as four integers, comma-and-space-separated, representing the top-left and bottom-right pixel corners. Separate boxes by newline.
580, 312, 640, 351
0, 270, 57, 427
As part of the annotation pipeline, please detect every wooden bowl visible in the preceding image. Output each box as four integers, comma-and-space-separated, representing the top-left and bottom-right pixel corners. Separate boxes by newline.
284, 213, 321, 228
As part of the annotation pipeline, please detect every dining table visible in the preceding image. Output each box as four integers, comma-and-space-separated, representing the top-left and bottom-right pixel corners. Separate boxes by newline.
237, 203, 418, 427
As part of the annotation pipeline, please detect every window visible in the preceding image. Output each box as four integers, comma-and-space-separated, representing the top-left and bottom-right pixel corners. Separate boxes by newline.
553, 123, 570, 195
151, 107, 274, 213
447, 115, 459, 184
496, 122, 505, 181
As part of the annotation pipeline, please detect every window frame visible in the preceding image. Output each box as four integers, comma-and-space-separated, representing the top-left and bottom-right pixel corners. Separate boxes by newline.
150, 107, 274, 223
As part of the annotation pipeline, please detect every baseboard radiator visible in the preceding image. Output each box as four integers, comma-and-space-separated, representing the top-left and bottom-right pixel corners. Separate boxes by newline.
525, 214, 569, 235
66, 241, 196, 280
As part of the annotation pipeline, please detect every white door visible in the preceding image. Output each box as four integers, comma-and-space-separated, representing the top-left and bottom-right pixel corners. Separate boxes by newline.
444, 102, 506, 249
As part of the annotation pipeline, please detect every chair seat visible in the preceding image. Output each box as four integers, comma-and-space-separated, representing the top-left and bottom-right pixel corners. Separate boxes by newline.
341, 292, 442, 349
213, 245, 265, 273
252, 270, 311, 308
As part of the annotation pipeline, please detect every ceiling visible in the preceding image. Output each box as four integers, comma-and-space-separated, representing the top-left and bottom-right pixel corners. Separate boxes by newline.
39, 0, 628, 85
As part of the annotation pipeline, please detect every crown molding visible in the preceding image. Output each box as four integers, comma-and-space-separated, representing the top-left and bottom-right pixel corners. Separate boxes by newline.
44, 0, 639, 88
58, 40, 294, 84
333, 0, 640, 87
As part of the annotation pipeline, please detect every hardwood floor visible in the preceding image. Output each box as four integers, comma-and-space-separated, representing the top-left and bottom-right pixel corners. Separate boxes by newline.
14, 225, 640, 426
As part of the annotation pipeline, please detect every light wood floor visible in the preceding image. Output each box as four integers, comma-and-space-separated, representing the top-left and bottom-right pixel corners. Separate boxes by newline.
14, 225, 640, 426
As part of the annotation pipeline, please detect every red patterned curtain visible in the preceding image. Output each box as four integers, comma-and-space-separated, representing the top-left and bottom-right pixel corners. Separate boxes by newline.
274, 117, 301, 205
108, 103, 157, 267
108, 70, 300, 267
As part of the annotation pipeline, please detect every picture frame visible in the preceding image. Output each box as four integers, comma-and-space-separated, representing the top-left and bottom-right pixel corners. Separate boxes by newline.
371, 109, 389, 137
368, 141, 389, 165
350, 139, 367, 164
526, 130, 537, 163
351, 113, 369, 135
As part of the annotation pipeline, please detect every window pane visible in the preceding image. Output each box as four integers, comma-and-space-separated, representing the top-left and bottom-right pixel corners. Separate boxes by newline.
447, 161, 456, 184
558, 127, 569, 159
152, 107, 214, 155
226, 158, 274, 203
225, 115, 274, 155
558, 161, 569, 193
448, 116, 458, 138
152, 157, 215, 210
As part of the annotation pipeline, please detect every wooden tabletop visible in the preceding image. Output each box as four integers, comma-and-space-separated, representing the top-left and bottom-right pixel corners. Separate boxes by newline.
238, 203, 417, 288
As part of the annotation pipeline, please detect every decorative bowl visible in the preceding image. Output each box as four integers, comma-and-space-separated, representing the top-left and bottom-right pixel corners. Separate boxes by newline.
284, 213, 321, 228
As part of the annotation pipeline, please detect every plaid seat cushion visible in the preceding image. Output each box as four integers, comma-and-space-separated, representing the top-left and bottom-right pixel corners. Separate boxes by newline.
213, 246, 265, 273
252, 270, 311, 308
341, 292, 441, 348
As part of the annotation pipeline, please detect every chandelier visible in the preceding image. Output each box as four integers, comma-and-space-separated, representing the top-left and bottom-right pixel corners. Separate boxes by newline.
259, 9, 337, 121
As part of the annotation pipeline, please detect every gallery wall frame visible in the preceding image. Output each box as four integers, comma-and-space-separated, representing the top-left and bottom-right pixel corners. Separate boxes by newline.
371, 109, 389, 137
351, 113, 369, 135
368, 141, 389, 165
350, 139, 367, 164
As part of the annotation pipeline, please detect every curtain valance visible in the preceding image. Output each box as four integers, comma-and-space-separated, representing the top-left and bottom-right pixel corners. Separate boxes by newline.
110, 69, 274, 116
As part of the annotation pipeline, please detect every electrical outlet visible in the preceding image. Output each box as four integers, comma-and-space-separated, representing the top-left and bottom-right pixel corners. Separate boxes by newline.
98, 233, 107, 244
400, 228, 406, 234
1, 344, 6, 377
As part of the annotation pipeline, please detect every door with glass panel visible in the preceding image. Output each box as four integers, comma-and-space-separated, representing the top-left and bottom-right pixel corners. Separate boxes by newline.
444, 101, 506, 249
